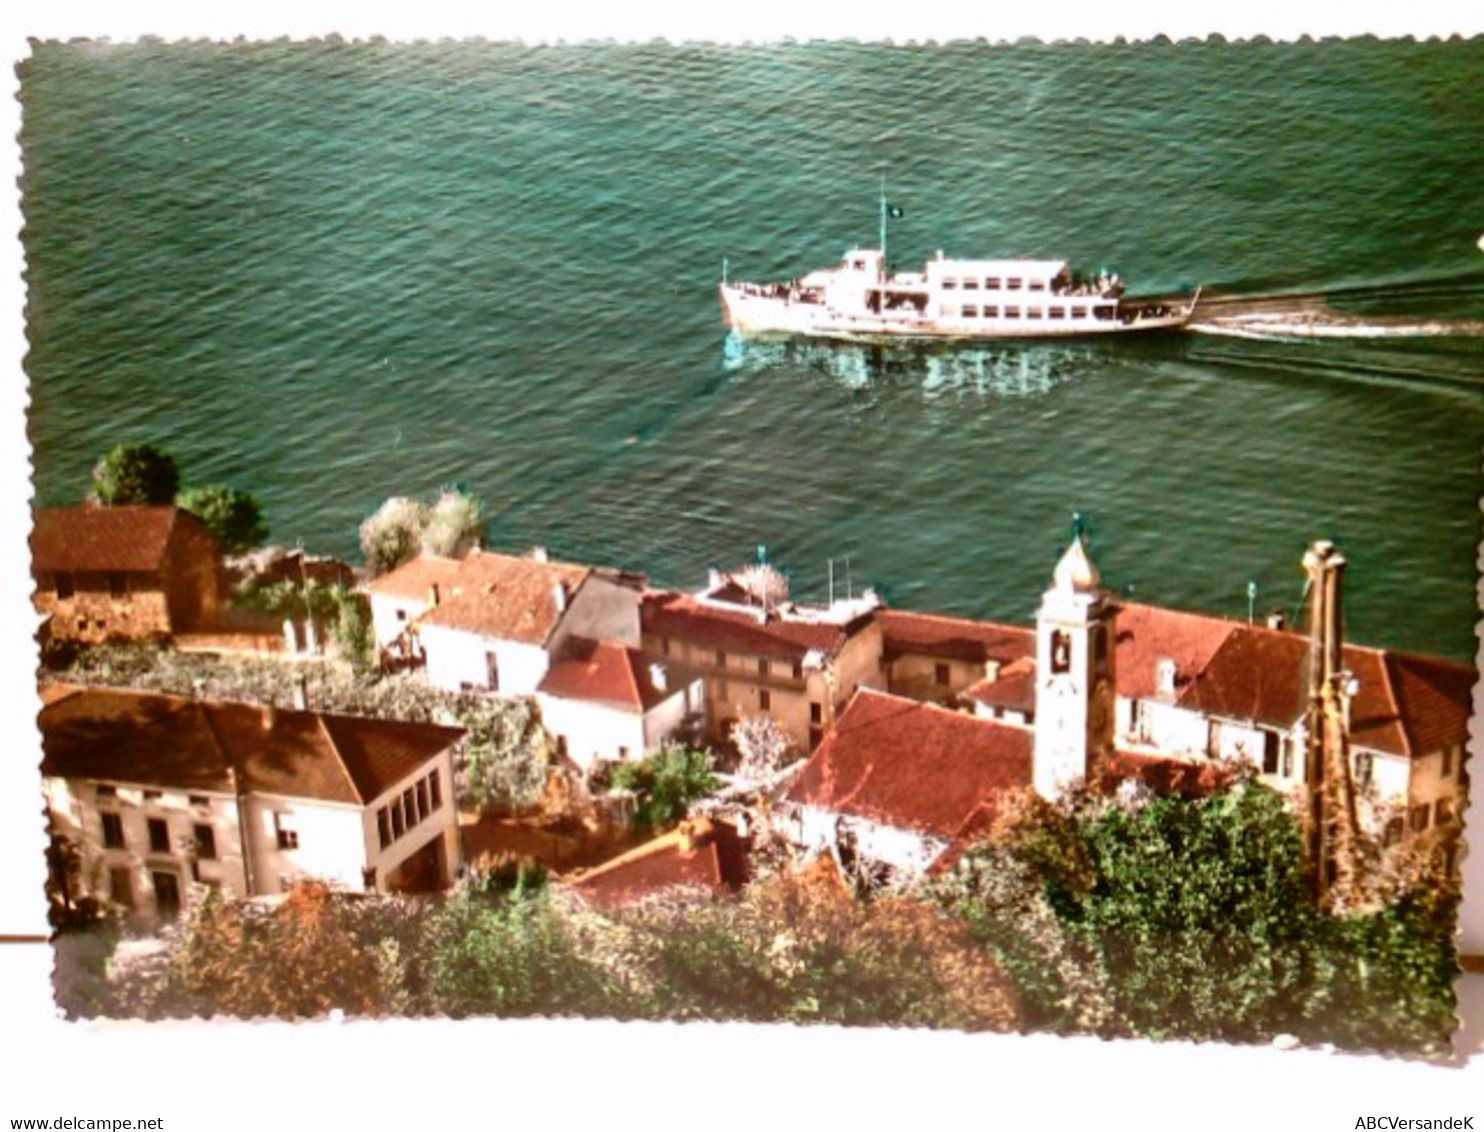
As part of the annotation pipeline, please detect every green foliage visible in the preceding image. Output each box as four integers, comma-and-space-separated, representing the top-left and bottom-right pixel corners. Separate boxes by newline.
606, 746, 717, 829
359, 496, 428, 577
358, 486, 488, 577
612, 870, 1019, 1030
422, 488, 486, 558
423, 878, 617, 1018
938, 780, 1458, 1053
457, 697, 551, 812
177, 485, 268, 553
331, 589, 375, 673
90, 443, 181, 505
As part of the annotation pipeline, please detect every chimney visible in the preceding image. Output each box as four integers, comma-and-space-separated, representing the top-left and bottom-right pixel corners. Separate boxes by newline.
649, 663, 668, 692
1155, 657, 1178, 699
552, 581, 568, 614
292, 674, 309, 712
983, 658, 1002, 682
530, 546, 549, 562
1266, 610, 1287, 632
427, 583, 441, 607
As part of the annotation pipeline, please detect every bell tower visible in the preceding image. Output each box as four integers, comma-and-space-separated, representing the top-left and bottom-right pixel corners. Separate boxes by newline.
1033, 528, 1118, 799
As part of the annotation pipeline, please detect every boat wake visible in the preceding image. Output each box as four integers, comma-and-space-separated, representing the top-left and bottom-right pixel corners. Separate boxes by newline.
1188, 278, 1484, 341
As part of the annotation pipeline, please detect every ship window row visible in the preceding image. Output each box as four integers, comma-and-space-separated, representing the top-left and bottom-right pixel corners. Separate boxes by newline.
940, 278, 1044, 292
946, 305, 1092, 320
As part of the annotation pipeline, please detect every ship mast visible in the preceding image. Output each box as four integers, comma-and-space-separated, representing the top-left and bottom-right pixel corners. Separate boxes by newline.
878, 173, 888, 264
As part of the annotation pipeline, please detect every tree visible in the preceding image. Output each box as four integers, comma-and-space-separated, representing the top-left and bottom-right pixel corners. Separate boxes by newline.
456, 697, 552, 812
734, 562, 789, 609
422, 488, 486, 558
177, 485, 268, 553
730, 713, 793, 781
607, 746, 718, 830
90, 443, 180, 505
358, 496, 428, 577
936, 777, 1459, 1052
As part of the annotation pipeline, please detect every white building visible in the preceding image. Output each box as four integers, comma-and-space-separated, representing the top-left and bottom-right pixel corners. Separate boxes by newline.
41, 684, 465, 920
366, 548, 644, 696
784, 688, 1033, 879
535, 639, 705, 772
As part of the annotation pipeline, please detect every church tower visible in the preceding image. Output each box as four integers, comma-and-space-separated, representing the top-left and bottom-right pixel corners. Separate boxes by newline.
1033, 529, 1118, 799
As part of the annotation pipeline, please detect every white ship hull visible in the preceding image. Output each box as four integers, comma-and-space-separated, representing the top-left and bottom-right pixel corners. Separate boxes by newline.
721, 285, 1193, 340
720, 247, 1198, 342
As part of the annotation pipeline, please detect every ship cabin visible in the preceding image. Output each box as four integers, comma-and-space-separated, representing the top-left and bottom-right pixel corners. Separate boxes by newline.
923, 256, 1122, 327
819, 249, 1124, 328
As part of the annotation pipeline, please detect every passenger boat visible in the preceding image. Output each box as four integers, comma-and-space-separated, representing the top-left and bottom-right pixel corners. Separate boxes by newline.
720, 193, 1199, 341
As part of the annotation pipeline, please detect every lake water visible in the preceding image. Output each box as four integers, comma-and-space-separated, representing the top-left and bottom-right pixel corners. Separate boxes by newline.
20, 38, 1484, 660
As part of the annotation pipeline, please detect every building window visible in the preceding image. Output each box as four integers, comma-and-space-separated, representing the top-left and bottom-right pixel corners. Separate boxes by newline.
274, 812, 299, 851
792, 661, 804, 681
484, 651, 500, 692
153, 872, 182, 918
756, 658, 769, 678
1050, 630, 1071, 674
362, 867, 378, 892
109, 866, 133, 909
143, 789, 162, 802
403, 787, 418, 829
618, 745, 631, 761
96, 784, 116, 799
416, 779, 430, 823
715, 649, 727, 669
429, 769, 442, 810
1384, 817, 1404, 846
808, 725, 823, 749
1410, 804, 1430, 834
55, 572, 74, 600
193, 823, 217, 861
1264, 731, 1281, 775
147, 818, 170, 854
108, 574, 127, 598
391, 798, 406, 839
396, 609, 407, 622
1441, 745, 1457, 777
1435, 798, 1454, 826
810, 702, 823, 724
188, 794, 209, 807
377, 808, 392, 850
101, 812, 125, 850
758, 690, 771, 711
934, 663, 951, 687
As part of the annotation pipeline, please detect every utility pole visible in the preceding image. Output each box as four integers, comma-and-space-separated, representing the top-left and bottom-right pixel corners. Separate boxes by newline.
1301, 540, 1362, 907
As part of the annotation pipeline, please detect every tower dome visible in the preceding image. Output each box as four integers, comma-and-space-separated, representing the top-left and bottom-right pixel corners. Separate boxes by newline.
1052, 535, 1101, 593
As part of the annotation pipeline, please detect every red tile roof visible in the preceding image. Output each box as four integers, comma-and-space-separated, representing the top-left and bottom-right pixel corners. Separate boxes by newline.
365, 554, 464, 601
1385, 650, 1475, 758
878, 609, 1034, 665
40, 685, 463, 805
568, 818, 748, 908
31, 505, 212, 574
1175, 625, 1475, 761
786, 690, 1032, 838
1113, 602, 1240, 701
410, 550, 591, 645
964, 660, 1037, 715
641, 589, 868, 663
538, 639, 674, 712
1099, 750, 1233, 798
